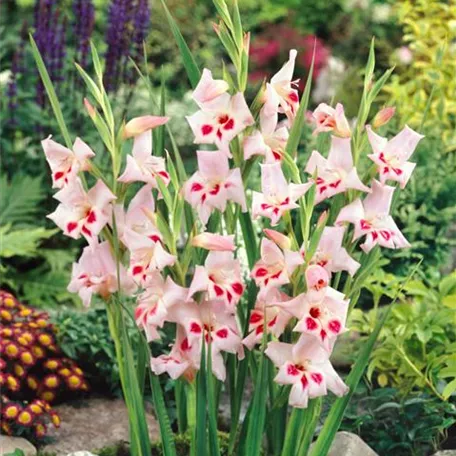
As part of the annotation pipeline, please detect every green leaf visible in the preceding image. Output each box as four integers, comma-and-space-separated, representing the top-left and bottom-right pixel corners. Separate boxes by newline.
159, 0, 201, 89
29, 34, 73, 149
207, 341, 221, 456
0, 225, 57, 258
442, 378, 456, 400
149, 370, 177, 455
0, 174, 46, 225
195, 341, 208, 455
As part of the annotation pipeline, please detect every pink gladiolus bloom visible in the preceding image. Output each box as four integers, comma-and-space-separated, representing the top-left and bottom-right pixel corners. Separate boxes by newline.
134, 273, 188, 341
168, 299, 244, 381
115, 185, 162, 250
252, 163, 312, 226
336, 179, 411, 253
192, 233, 235, 252
263, 228, 292, 251
305, 264, 330, 301
67, 241, 136, 307
150, 327, 198, 381
48, 178, 116, 246
312, 103, 351, 138
305, 136, 370, 204
251, 238, 303, 297
262, 49, 300, 123
42, 136, 95, 189
366, 125, 423, 188
243, 111, 289, 162
192, 69, 229, 108
118, 130, 170, 187
123, 115, 169, 139
266, 335, 348, 408
278, 286, 349, 351
183, 150, 247, 226
187, 251, 244, 311
243, 289, 292, 350
187, 91, 254, 155
304, 226, 360, 277
125, 231, 176, 285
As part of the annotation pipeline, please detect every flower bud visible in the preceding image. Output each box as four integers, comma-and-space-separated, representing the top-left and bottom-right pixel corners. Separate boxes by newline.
263, 229, 292, 251
372, 106, 395, 129
123, 115, 169, 139
192, 233, 235, 251
84, 98, 96, 119
317, 210, 328, 228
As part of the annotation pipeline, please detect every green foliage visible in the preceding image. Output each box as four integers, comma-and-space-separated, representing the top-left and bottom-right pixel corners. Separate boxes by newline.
385, 0, 456, 147
340, 386, 456, 456
0, 174, 78, 307
351, 271, 456, 398
52, 307, 123, 395
384, 131, 456, 276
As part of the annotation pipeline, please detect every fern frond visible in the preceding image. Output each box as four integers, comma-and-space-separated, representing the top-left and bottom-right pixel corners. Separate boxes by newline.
0, 224, 57, 258
0, 174, 47, 226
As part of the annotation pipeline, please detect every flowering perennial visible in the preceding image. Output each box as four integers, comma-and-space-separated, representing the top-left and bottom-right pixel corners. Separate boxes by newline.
33, 3, 424, 453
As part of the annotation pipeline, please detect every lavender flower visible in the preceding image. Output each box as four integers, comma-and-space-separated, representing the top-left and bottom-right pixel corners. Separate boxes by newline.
73, 0, 95, 68
104, 0, 150, 92
33, 0, 67, 106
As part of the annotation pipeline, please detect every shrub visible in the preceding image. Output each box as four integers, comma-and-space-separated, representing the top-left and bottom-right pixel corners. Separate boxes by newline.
0, 290, 88, 440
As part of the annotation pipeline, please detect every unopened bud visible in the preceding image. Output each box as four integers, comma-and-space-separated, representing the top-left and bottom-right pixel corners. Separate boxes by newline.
123, 115, 169, 139
317, 210, 328, 228
372, 106, 395, 129
263, 229, 292, 251
84, 98, 96, 119
243, 32, 250, 53
192, 233, 235, 251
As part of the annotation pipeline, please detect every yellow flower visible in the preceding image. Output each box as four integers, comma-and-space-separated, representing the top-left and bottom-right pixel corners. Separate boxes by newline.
5, 343, 19, 358
67, 374, 82, 389
27, 376, 39, 390
40, 390, 55, 402
20, 351, 35, 366
4, 404, 20, 419
38, 334, 53, 346
30, 403, 43, 414
44, 375, 60, 389
1, 309, 13, 322
17, 410, 33, 426
3, 296, 16, 308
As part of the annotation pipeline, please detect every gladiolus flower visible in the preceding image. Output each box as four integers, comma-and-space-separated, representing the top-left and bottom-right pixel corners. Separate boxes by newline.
278, 286, 349, 351
366, 125, 424, 188
123, 115, 169, 139
312, 103, 351, 138
125, 231, 176, 285
305, 136, 370, 204
183, 150, 247, 226
262, 49, 300, 123
305, 264, 330, 301
150, 327, 197, 381
192, 233, 235, 251
243, 110, 289, 162
118, 130, 170, 187
42, 136, 95, 189
48, 178, 116, 246
68, 241, 136, 307
336, 179, 410, 252
134, 273, 187, 341
305, 226, 360, 277
167, 299, 244, 381
192, 68, 229, 108
187, 251, 244, 311
266, 335, 348, 408
252, 163, 312, 226
243, 289, 292, 350
372, 107, 395, 129
187, 90, 254, 155
251, 238, 303, 298
114, 184, 162, 249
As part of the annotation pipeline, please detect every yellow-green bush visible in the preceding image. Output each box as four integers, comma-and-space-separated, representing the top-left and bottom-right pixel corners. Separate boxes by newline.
386, 0, 456, 149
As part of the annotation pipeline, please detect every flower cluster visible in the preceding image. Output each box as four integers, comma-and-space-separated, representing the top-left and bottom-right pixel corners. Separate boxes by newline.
42, 46, 423, 409
0, 290, 88, 438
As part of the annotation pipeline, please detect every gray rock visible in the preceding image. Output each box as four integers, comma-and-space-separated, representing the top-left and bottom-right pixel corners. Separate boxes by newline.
66, 452, 98, 456
0, 436, 37, 456
433, 451, 456, 456
310, 431, 378, 456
